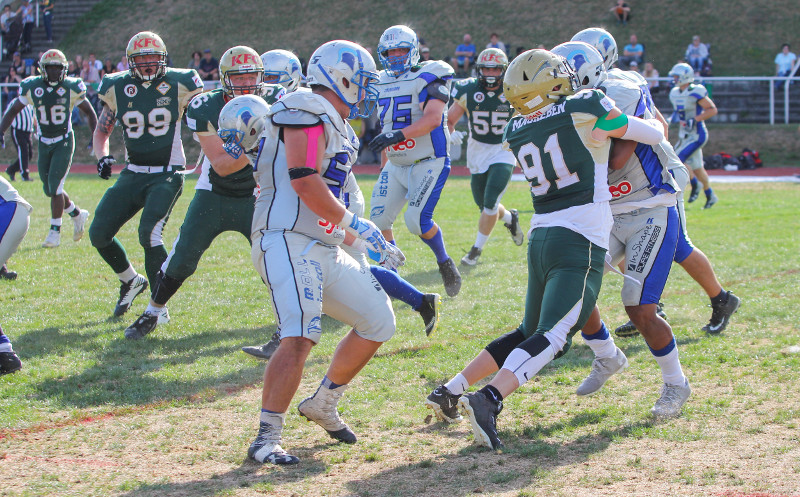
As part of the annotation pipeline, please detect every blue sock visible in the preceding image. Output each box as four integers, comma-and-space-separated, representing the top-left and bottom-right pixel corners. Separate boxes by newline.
261, 408, 281, 414
704, 188, 713, 199
0, 331, 9, 345
581, 322, 610, 341
321, 375, 345, 389
421, 228, 449, 264
370, 265, 424, 309
690, 177, 698, 189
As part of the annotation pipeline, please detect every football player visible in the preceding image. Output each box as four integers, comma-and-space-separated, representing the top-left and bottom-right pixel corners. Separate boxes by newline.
234, 41, 403, 465
89, 32, 204, 319
426, 50, 667, 450
575, 28, 739, 336
668, 62, 718, 208
368, 25, 462, 297
447, 47, 524, 266
260, 49, 303, 93
0, 175, 31, 280
0, 323, 21, 375
124, 46, 285, 339
0, 49, 96, 249
552, 41, 692, 417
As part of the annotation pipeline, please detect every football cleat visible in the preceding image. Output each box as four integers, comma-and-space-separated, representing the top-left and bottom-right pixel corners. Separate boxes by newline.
242, 332, 282, 360
438, 258, 462, 297
702, 292, 740, 334
124, 312, 158, 340
459, 392, 504, 450
687, 183, 700, 203
298, 384, 357, 444
576, 347, 629, 396
157, 307, 170, 325
425, 385, 463, 423
614, 303, 667, 338
703, 193, 718, 209
0, 265, 17, 280
505, 209, 525, 246
72, 209, 89, 242
651, 380, 691, 418
417, 293, 440, 337
461, 246, 482, 266
113, 275, 149, 317
0, 350, 22, 375
41, 229, 60, 248
248, 421, 299, 465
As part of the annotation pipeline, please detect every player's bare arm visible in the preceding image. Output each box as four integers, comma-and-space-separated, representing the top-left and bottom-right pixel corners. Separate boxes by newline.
0, 99, 26, 135
609, 139, 638, 170
93, 105, 116, 157
77, 99, 98, 133
695, 97, 718, 121
197, 132, 250, 177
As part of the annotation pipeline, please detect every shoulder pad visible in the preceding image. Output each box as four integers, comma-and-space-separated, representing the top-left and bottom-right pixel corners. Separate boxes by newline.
418, 60, 455, 79
271, 106, 322, 128
167, 68, 204, 90
19, 76, 37, 90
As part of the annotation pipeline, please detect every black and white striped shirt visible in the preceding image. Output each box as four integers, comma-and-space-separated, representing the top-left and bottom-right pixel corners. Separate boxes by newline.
4, 101, 36, 133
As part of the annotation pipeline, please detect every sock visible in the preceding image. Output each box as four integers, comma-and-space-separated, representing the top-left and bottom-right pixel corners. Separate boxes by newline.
145, 303, 164, 316
704, 188, 713, 199
444, 373, 469, 396
370, 265, 423, 309
649, 337, 687, 386
474, 232, 490, 250
500, 209, 512, 224
580, 322, 618, 359
421, 228, 449, 264
690, 177, 698, 190
50, 218, 62, 231
710, 289, 728, 306
97, 237, 132, 274
116, 265, 137, 283
65, 202, 79, 216
321, 375, 345, 390
479, 384, 503, 404
0, 342, 11, 353
260, 408, 286, 425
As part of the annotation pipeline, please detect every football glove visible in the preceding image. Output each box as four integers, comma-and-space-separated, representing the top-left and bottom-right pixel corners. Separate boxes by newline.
448, 130, 465, 146
380, 243, 406, 271
97, 155, 116, 180
683, 119, 696, 132
341, 212, 399, 266
368, 130, 406, 153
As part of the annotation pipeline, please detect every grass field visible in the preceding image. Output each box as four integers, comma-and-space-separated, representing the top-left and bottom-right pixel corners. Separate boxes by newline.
1, 175, 799, 496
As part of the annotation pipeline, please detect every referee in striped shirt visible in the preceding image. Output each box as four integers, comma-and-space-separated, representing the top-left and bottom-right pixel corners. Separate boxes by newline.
3, 101, 36, 182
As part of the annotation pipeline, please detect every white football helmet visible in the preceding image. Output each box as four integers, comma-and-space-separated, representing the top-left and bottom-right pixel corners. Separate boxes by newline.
571, 27, 618, 71
217, 95, 271, 159
669, 62, 694, 86
305, 40, 380, 119
260, 49, 303, 92
551, 41, 607, 90
377, 25, 420, 77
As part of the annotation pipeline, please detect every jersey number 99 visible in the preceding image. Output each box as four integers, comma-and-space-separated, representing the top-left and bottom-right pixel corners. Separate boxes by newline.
122, 108, 172, 139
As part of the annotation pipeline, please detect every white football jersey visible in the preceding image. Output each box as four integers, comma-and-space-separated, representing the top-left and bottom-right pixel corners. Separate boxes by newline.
375, 60, 454, 166
0, 176, 31, 211
251, 91, 359, 245
669, 83, 708, 125
599, 78, 680, 214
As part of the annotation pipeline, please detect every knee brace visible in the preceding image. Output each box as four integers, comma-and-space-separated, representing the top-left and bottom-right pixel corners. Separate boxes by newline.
151, 271, 184, 305
485, 328, 526, 367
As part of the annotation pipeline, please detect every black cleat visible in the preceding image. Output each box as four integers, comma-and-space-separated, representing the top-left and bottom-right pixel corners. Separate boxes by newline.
242, 332, 281, 360
461, 246, 482, 266
0, 350, 22, 375
504, 208, 525, 246
0, 265, 17, 280
417, 293, 440, 337
425, 385, 463, 423
702, 292, 740, 334
458, 392, 504, 450
688, 183, 700, 203
124, 312, 158, 340
438, 258, 462, 297
113, 275, 148, 317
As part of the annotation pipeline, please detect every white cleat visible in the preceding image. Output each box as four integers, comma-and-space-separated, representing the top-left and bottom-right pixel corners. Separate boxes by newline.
42, 229, 61, 248
576, 347, 629, 396
72, 209, 90, 242
651, 380, 692, 419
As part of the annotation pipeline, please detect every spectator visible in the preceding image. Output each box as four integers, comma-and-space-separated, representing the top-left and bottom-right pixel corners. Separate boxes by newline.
67, 59, 79, 77
684, 35, 709, 74
486, 32, 507, 55
450, 33, 476, 77
774, 43, 797, 90
187, 50, 202, 71
619, 34, 644, 68
610, 0, 631, 24
2, 6, 22, 55
116, 54, 128, 72
420, 46, 432, 62
88, 53, 102, 72
74, 54, 83, 71
100, 57, 115, 78
20, 0, 33, 53
0, 5, 15, 48
642, 61, 660, 92
40, 0, 54, 43
197, 48, 219, 81
3, 66, 23, 111
79, 59, 100, 85
8, 52, 25, 77
628, 60, 640, 73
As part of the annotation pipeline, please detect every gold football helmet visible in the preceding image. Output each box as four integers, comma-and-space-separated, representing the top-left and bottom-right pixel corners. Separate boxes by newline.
475, 47, 508, 89
39, 49, 68, 86
219, 46, 264, 98
503, 49, 579, 115
126, 31, 168, 81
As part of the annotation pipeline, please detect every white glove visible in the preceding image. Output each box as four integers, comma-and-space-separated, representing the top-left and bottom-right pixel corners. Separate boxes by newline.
380, 243, 406, 271
342, 211, 388, 258
449, 130, 465, 146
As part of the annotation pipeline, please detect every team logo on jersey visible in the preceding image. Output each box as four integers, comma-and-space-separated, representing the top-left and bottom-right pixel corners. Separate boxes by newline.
156, 82, 171, 95
192, 74, 203, 88
156, 96, 171, 107
499, 94, 507, 103
608, 180, 632, 198
56, 87, 66, 97
34, 87, 44, 98
390, 138, 416, 151
474, 92, 485, 103
124, 84, 138, 97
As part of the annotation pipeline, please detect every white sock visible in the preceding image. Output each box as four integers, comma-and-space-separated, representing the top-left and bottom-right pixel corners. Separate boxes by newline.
65, 202, 78, 215
652, 340, 686, 386
500, 209, 512, 224
145, 303, 164, 316
0, 343, 12, 353
260, 409, 286, 425
444, 373, 470, 395
117, 266, 137, 283
474, 232, 490, 250
581, 323, 617, 359
50, 218, 62, 227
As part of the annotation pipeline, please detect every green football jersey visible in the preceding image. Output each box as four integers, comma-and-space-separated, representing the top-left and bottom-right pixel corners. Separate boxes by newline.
18, 75, 86, 138
97, 68, 203, 167
503, 89, 615, 214
451, 77, 513, 145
